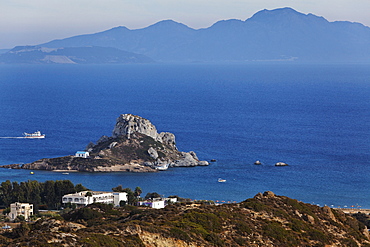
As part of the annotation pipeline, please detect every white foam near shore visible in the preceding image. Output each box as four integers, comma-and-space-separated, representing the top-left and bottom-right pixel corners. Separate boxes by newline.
52, 170, 79, 172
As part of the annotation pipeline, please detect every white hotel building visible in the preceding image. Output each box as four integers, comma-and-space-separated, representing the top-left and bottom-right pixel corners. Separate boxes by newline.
62, 191, 127, 207
8, 202, 34, 221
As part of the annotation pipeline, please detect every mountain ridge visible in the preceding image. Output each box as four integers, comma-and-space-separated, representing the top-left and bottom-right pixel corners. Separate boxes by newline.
3, 7, 370, 63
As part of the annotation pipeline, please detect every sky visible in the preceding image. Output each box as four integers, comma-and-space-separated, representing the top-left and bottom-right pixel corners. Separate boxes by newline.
1, 0, 369, 49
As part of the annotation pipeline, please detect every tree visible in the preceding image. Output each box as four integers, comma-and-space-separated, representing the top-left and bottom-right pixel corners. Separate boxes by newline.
145, 192, 161, 200
134, 187, 142, 198
0, 180, 13, 206
15, 215, 25, 222
75, 183, 88, 192
2, 207, 10, 215
28, 180, 42, 213
54, 180, 76, 209
41, 180, 56, 209
12, 181, 25, 203
112, 185, 124, 192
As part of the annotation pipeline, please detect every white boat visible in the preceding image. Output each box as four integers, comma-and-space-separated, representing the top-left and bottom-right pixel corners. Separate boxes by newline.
218, 178, 226, 182
23, 131, 45, 139
155, 163, 169, 171
275, 162, 288, 166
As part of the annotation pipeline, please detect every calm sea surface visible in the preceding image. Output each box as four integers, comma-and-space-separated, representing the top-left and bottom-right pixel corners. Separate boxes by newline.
0, 63, 369, 208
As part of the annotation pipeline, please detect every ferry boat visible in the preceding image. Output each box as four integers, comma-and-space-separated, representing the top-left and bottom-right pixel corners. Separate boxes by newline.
23, 131, 45, 139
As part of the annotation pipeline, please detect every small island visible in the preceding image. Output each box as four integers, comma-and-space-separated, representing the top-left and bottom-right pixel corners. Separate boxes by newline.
3, 114, 209, 172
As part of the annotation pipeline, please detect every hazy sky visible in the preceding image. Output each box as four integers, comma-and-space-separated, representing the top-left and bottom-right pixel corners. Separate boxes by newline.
1, 0, 369, 49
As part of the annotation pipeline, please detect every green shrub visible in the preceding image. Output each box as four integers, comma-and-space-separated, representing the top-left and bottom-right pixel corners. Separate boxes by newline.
235, 220, 252, 235
305, 228, 329, 243
234, 236, 247, 246
243, 199, 267, 212
262, 221, 290, 243
63, 207, 102, 222
169, 227, 191, 242
184, 212, 222, 233
289, 218, 309, 232
205, 232, 225, 246
79, 233, 125, 247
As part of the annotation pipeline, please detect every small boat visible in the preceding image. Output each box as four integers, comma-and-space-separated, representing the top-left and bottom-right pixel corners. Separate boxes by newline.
23, 131, 45, 139
275, 162, 288, 166
62, 172, 69, 175
30, 172, 34, 174
218, 178, 226, 182
155, 163, 169, 171
254, 160, 262, 165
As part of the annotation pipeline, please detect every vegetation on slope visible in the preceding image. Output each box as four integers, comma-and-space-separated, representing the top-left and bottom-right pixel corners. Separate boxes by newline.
1, 191, 369, 246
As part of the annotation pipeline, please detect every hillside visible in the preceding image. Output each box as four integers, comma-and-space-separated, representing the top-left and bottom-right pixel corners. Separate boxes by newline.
37, 7, 370, 62
1, 191, 369, 246
0, 46, 153, 64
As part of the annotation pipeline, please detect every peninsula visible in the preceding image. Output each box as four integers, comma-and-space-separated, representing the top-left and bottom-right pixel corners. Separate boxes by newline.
3, 114, 209, 172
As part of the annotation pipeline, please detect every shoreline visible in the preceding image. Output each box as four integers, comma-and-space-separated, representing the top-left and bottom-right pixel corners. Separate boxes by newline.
338, 208, 370, 214
52, 170, 79, 172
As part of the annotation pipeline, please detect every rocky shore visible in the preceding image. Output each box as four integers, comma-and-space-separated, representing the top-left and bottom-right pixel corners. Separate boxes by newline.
2, 114, 209, 172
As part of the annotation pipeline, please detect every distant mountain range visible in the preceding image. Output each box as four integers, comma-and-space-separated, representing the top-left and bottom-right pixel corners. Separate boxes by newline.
1, 7, 370, 63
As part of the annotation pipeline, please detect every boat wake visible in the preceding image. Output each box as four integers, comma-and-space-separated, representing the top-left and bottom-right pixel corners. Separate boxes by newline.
0, 137, 27, 139
0, 131, 45, 139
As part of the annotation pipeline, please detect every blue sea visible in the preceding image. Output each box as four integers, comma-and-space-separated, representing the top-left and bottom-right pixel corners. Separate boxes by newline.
0, 63, 369, 208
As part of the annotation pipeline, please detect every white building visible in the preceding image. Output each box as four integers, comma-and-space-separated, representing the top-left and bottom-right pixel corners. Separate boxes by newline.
139, 198, 166, 209
62, 191, 127, 207
75, 151, 89, 158
8, 202, 33, 221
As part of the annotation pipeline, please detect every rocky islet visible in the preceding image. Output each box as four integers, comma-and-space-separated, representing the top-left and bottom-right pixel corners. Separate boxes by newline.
6, 114, 209, 172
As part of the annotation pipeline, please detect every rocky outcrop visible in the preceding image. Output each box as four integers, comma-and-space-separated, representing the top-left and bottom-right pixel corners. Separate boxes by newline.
172, 151, 209, 167
91, 114, 209, 170
112, 114, 160, 141
11, 114, 208, 172
112, 114, 177, 149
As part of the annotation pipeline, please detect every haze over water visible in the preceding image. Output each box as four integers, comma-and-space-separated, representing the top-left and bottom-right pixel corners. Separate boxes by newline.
0, 63, 369, 208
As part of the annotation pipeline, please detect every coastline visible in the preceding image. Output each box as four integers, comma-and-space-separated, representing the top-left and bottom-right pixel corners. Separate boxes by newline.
339, 208, 370, 214
52, 170, 79, 172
